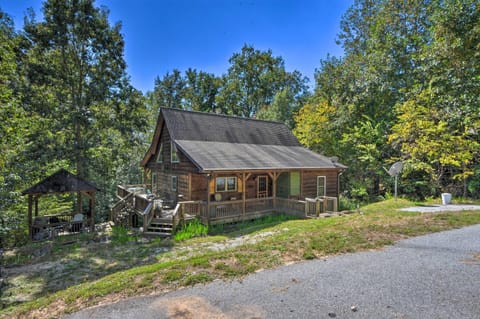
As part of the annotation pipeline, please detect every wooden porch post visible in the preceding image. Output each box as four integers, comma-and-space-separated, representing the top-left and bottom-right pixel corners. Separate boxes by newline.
28, 195, 33, 239
268, 172, 278, 211
242, 172, 246, 219
34, 195, 39, 217
77, 193, 83, 214
90, 192, 95, 232
188, 173, 192, 201
206, 173, 212, 224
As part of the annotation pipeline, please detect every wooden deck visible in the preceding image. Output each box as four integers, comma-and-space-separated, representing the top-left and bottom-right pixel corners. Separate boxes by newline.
111, 185, 338, 236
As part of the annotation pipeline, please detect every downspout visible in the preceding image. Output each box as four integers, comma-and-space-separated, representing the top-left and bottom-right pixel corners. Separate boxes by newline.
337, 169, 345, 200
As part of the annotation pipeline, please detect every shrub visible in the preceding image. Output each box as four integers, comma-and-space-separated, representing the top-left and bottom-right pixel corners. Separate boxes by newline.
174, 220, 208, 241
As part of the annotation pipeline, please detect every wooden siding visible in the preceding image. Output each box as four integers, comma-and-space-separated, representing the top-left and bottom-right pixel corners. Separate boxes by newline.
146, 124, 198, 174
301, 170, 339, 198
145, 119, 204, 201
190, 173, 207, 201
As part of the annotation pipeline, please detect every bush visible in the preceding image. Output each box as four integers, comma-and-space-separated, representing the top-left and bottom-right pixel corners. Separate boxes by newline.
338, 195, 357, 211
110, 226, 133, 245
174, 219, 208, 241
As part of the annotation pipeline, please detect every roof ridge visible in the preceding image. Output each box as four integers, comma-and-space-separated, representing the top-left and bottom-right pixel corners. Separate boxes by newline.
160, 107, 286, 125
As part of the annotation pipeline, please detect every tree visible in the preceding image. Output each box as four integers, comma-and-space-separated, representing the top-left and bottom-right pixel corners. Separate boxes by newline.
153, 69, 186, 109
0, 9, 30, 247
301, 0, 480, 199
184, 68, 221, 112
293, 97, 338, 156
19, 0, 148, 219
217, 44, 309, 117
256, 88, 300, 128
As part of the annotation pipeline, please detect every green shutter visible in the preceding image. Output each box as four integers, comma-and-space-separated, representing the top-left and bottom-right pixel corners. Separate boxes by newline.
289, 172, 300, 196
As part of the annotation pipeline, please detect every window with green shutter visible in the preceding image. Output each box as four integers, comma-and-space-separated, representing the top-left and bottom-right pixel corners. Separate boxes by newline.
289, 172, 300, 196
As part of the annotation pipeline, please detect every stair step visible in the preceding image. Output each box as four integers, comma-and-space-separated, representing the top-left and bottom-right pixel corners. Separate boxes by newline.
150, 223, 173, 227
147, 226, 172, 231
144, 231, 172, 237
151, 218, 173, 223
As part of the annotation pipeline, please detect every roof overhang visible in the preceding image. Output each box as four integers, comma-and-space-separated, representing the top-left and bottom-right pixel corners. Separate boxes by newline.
175, 140, 347, 173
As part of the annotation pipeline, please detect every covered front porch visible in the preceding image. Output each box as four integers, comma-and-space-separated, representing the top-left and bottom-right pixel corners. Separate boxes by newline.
112, 169, 339, 235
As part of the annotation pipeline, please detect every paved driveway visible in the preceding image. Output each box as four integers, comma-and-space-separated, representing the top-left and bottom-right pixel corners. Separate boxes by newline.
399, 204, 480, 213
67, 224, 480, 319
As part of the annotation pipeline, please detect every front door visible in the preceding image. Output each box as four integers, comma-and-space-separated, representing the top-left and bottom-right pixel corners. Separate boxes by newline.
257, 175, 268, 198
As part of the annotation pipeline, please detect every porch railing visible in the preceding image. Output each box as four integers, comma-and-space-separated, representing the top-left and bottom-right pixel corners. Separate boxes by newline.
171, 200, 206, 229
276, 198, 308, 217
113, 184, 339, 232
209, 200, 243, 221
245, 197, 274, 214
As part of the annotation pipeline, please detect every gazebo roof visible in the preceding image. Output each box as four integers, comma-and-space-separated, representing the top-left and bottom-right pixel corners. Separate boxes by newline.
22, 169, 99, 195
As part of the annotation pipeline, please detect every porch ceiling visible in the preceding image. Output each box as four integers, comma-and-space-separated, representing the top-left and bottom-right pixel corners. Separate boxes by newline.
175, 140, 347, 172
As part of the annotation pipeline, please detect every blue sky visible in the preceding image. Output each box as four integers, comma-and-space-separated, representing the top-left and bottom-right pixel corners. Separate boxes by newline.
2, 0, 353, 93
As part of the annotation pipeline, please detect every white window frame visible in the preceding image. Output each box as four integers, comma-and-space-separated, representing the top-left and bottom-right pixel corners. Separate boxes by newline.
317, 176, 326, 197
156, 143, 163, 163
216, 176, 237, 192
171, 175, 177, 192
171, 142, 179, 163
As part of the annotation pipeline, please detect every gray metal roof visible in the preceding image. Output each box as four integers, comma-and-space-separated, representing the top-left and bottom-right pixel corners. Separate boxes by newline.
162, 108, 301, 146
176, 140, 346, 172
158, 108, 346, 172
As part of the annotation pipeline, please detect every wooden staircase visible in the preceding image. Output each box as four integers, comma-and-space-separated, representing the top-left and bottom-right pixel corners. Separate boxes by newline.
112, 185, 207, 237
144, 217, 174, 237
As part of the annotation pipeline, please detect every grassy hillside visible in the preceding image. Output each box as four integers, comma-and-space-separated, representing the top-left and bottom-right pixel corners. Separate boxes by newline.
1, 199, 480, 318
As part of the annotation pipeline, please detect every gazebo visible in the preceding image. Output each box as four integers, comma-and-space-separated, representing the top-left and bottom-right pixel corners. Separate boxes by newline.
22, 169, 99, 240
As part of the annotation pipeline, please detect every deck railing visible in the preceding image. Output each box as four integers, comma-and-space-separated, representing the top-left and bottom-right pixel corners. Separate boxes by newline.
209, 200, 243, 221
172, 201, 206, 229
276, 198, 308, 217
114, 184, 339, 231
245, 197, 274, 214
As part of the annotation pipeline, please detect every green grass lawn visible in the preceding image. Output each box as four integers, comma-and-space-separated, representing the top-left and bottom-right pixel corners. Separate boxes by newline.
1, 198, 480, 319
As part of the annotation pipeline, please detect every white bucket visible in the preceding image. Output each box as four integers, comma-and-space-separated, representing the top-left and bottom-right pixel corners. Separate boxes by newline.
441, 193, 452, 205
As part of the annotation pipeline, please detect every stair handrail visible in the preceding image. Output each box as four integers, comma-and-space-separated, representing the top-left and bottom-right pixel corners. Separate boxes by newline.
110, 191, 134, 222
142, 201, 154, 232
171, 202, 182, 232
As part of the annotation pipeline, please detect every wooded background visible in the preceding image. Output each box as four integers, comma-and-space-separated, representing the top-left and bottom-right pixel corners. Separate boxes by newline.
1, 0, 479, 247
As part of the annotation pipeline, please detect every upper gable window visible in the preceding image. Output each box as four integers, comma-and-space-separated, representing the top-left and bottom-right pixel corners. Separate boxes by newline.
171, 142, 179, 163
156, 143, 163, 163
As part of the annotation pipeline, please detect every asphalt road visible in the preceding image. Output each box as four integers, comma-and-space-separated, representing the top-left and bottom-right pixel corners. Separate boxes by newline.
67, 224, 480, 319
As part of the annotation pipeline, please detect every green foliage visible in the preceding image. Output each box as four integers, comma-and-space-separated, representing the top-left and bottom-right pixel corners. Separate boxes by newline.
0, 1, 150, 247
150, 45, 309, 122
300, 0, 480, 200
174, 220, 208, 241
110, 226, 134, 245
338, 195, 357, 211
217, 45, 309, 118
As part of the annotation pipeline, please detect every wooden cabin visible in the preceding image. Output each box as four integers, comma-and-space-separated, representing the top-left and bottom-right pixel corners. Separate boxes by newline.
112, 108, 346, 235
